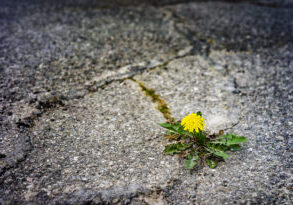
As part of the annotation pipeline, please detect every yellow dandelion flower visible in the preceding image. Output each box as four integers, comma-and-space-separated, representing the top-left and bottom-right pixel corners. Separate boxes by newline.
181, 113, 206, 133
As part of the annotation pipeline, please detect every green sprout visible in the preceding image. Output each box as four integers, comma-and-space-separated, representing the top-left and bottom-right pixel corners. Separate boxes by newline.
159, 112, 248, 169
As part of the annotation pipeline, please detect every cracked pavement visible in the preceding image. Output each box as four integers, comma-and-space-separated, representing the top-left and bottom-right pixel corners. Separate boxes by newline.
0, 0, 293, 204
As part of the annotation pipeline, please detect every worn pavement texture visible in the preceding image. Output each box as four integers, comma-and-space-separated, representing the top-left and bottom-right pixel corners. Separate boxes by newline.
0, 0, 293, 204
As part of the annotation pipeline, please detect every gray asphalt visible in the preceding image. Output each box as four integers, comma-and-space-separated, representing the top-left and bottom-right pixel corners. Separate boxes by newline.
0, 0, 292, 204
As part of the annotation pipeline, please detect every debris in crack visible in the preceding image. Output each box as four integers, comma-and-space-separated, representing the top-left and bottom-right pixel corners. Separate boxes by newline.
131, 78, 174, 122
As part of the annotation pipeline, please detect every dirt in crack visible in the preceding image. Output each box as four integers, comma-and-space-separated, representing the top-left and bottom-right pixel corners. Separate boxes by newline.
131, 78, 174, 122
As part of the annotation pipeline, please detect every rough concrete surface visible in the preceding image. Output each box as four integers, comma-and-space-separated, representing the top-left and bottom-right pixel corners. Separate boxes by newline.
0, 0, 292, 204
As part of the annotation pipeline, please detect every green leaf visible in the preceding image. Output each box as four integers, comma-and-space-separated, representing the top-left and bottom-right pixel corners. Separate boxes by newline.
211, 134, 248, 146
164, 142, 191, 155
158, 123, 174, 129
206, 146, 229, 159
158, 123, 180, 135
195, 130, 208, 144
185, 154, 199, 169
228, 144, 242, 152
158, 123, 192, 137
221, 134, 248, 145
206, 159, 218, 169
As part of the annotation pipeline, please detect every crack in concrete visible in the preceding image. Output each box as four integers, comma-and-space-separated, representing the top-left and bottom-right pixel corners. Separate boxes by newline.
131, 78, 174, 122
1, 0, 248, 179
7, 2, 212, 133
1, 1, 292, 204
222, 116, 242, 131
1, 2, 238, 175
0, 4, 253, 200
0, 45, 194, 177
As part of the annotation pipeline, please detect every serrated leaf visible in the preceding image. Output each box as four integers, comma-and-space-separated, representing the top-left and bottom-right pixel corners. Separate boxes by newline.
185, 154, 199, 169
221, 134, 248, 145
158, 123, 174, 129
164, 142, 191, 155
206, 146, 229, 159
211, 134, 248, 146
176, 142, 192, 150
206, 159, 218, 169
158, 123, 181, 135
158, 123, 192, 137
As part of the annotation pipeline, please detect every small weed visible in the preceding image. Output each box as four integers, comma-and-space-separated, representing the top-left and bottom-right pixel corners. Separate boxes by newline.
159, 112, 248, 169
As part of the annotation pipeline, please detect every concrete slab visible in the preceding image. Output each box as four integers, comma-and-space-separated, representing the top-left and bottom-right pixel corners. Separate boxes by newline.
0, 0, 292, 204
0, 2, 191, 176
1, 80, 181, 203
